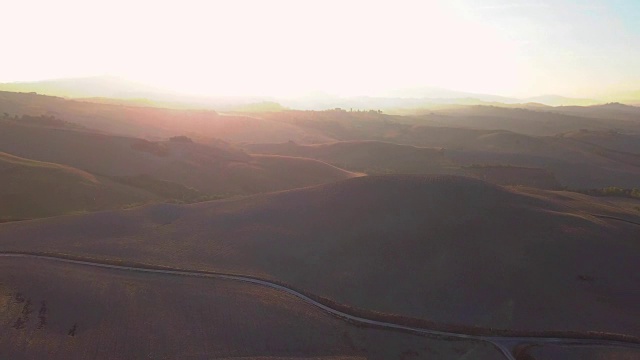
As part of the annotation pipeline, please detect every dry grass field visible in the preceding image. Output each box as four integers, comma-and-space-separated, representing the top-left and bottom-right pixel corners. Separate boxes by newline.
513, 343, 640, 360
1, 175, 638, 337
0, 257, 499, 360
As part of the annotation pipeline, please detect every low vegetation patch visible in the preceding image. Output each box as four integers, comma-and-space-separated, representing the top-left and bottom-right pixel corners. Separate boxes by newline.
109, 174, 224, 203
130, 139, 169, 157
576, 187, 640, 199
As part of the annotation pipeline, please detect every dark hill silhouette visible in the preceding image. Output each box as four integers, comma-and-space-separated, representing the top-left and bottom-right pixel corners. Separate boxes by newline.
1, 175, 638, 336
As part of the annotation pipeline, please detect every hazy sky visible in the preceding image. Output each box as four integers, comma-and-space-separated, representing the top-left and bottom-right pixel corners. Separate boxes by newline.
2, 0, 639, 98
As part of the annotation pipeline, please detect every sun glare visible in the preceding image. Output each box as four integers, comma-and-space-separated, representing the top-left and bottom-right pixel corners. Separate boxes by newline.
2, 0, 640, 99
2, 0, 522, 97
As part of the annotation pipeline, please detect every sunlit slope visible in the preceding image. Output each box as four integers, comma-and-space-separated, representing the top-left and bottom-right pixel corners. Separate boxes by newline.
1, 175, 638, 336
0, 152, 157, 220
0, 120, 357, 195
0, 257, 498, 360
244, 140, 458, 174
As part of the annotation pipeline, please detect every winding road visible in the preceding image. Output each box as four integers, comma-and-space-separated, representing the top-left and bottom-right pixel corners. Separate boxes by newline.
1, 252, 639, 360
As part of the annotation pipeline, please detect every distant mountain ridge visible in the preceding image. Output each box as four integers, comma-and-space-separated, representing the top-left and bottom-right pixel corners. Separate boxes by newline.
0, 76, 162, 99
523, 94, 598, 106
0, 76, 614, 109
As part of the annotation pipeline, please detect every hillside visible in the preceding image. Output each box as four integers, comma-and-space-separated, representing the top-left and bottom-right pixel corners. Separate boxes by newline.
0, 152, 158, 220
560, 129, 640, 155
418, 129, 640, 188
255, 111, 640, 188
244, 140, 458, 174
0, 120, 358, 196
4, 93, 640, 189
552, 103, 640, 122
464, 165, 562, 190
1, 175, 638, 337
0, 256, 498, 360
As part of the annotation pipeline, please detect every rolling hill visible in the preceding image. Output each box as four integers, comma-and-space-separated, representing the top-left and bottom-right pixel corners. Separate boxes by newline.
0, 152, 158, 220
244, 140, 457, 174
417, 105, 640, 136
400, 128, 640, 188
1, 175, 638, 337
258, 110, 640, 184
552, 103, 640, 122
244, 140, 567, 189
559, 129, 640, 155
4, 92, 640, 189
0, 119, 359, 196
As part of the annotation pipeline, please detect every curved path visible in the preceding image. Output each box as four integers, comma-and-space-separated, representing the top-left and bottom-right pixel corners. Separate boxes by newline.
1, 253, 639, 360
